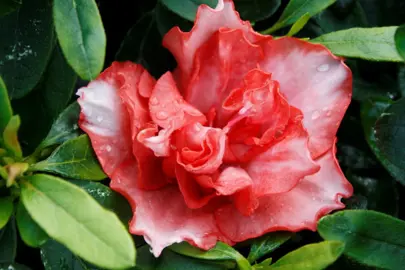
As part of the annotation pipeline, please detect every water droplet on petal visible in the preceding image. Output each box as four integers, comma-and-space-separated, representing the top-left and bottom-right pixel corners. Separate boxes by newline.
150, 96, 159, 105
317, 64, 330, 72
326, 110, 332, 117
311, 110, 320, 120
106, 145, 112, 152
96, 115, 103, 123
156, 111, 168, 120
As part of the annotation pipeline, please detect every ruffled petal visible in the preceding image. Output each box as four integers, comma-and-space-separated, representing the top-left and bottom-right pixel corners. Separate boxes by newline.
215, 144, 353, 242
110, 161, 232, 257
163, 0, 267, 89
259, 37, 352, 158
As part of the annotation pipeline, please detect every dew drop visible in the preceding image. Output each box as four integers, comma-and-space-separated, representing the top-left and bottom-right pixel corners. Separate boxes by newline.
96, 115, 103, 123
317, 63, 330, 72
311, 110, 320, 120
156, 111, 168, 120
106, 145, 112, 152
150, 97, 159, 105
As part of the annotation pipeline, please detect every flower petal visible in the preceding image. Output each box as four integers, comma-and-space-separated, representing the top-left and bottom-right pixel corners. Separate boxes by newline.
215, 144, 353, 242
163, 0, 266, 88
259, 37, 352, 158
110, 161, 232, 257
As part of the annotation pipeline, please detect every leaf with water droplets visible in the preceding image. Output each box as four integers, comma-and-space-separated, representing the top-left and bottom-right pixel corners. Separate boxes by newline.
0, 263, 31, 270
30, 135, 106, 181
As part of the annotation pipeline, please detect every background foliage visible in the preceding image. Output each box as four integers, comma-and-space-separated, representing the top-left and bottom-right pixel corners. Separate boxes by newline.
1, 0, 405, 269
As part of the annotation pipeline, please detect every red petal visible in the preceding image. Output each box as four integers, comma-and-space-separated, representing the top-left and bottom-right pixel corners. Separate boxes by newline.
215, 144, 353, 242
110, 161, 232, 256
163, 0, 266, 90
259, 37, 352, 158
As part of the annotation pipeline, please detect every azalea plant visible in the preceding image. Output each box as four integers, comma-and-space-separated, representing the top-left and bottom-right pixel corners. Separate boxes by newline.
1, 0, 405, 269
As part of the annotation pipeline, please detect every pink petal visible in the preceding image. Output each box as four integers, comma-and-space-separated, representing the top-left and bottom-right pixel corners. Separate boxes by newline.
259, 37, 352, 158
110, 161, 232, 257
215, 144, 353, 242
163, 0, 266, 89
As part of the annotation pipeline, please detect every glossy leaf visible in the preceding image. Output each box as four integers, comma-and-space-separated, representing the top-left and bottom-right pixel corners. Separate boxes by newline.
169, 242, 249, 270
30, 135, 106, 181
3, 116, 22, 158
286, 12, 310, 36
312, 27, 403, 62
373, 97, 405, 181
0, 197, 13, 230
234, 0, 280, 21
0, 0, 21, 17
20, 174, 136, 269
318, 210, 405, 270
12, 46, 77, 154
263, 0, 336, 34
0, 77, 12, 134
68, 180, 132, 225
16, 201, 48, 247
38, 102, 81, 151
155, 3, 192, 36
395, 25, 405, 61
161, 0, 217, 21
0, 0, 53, 99
247, 232, 292, 263
268, 241, 344, 270
41, 240, 99, 270
0, 263, 31, 270
53, 0, 106, 80
0, 218, 17, 263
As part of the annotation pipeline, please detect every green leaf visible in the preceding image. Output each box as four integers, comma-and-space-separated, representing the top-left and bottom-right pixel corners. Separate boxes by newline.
395, 25, 405, 62
20, 174, 136, 269
41, 240, 100, 270
16, 201, 48, 247
0, 0, 21, 17
286, 12, 310, 36
169, 242, 249, 270
155, 3, 192, 36
234, 0, 280, 21
263, 0, 336, 34
0, 263, 31, 270
68, 180, 132, 225
268, 241, 344, 270
0, 217, 17, 263
53, 0, 106, 80
38, 102, 81, 152
30, 135, 106, 181
247, 232, 292, 263
318, 210, 405, 269
3, 115, 22, 158
312, 27, 403, 62
0, 77, 12, 134
161, 0, 217, 21
0, 197, 13, 230
0, 0, 54, 99
12, 45, 77, 154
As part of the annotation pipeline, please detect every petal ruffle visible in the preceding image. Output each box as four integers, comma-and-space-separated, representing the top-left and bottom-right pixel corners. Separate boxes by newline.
259, 37, 352, 158
111, 161, 232, 257
215, 144, 353, 242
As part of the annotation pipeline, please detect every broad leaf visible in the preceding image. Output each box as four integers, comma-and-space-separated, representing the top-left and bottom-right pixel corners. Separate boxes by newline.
247, 232, 292, 263
286, 12, 310, 36
161, 0, 217, 21
155, 3, 192, 36
3, 116, 22, 158
0, 0, 21, 17
12, 46, 77, 154
0, 0, 53, 99
169, 242, 249, 270
0, 77, 12, 134
41, 240, 99, 270
20, 174, 136, 269
0, 197, 13, 230
318, 210, 405, 270
16, 201, 48, 247
38, 102, 81, 151
0, 217, 17, 263
53, 0, 106, 80
30, 135, 106, 181
268, 241, 344, 270
69, 180, 132, 225
263, 0, 336, 34
234, 0, 280, 21
312, 27, 403, 62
